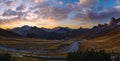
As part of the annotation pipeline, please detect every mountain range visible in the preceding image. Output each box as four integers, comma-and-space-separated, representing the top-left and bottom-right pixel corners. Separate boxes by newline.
73, 17, 120, 39
79, 17, 120, 52
11, 25, 89, 40
0, 17, 120, 40
0, 28, 21, 37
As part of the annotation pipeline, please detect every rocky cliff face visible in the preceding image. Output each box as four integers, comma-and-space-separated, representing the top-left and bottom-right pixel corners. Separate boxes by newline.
109, 17, 116, 25
109, 17, 120, 26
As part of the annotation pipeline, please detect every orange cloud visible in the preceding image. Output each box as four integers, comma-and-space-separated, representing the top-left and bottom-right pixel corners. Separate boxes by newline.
31, 0, 45, 3
79, 0, 97, 7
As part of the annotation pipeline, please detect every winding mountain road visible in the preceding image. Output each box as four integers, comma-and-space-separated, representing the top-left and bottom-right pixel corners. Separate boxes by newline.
67, 41, 79, 53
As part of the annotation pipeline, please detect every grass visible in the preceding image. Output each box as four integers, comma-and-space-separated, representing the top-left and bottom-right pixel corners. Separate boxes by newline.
0, 36, 73, 50
11, 57, 38, 61
0, 36, 73, 57
79, 27, 120, 53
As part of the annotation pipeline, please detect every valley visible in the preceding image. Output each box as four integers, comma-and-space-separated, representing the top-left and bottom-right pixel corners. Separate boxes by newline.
0, 0, 120, 61
0, 37, 80, 61
0, 17, 120, 61
0, 36, 79, 55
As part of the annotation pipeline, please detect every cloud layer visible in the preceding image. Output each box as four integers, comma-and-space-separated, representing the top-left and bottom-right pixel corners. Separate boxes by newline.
0, 0, 120, 29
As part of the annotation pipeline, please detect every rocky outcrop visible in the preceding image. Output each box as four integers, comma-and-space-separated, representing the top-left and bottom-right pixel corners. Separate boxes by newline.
109, 17, 116, 25
81, 17, 120, 39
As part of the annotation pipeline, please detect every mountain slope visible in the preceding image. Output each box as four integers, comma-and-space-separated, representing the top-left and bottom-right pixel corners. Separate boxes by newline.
12, 25, 89, 40
74, 17, 120, 39
79, 27, 120, 52
0, 28, 21, 37
77, 17, 120, 52
10, 17, 120, 40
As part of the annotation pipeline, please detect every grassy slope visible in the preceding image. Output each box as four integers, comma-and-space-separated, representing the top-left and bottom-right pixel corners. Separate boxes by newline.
0, 37, 73, 56
11, 57, 38, 61
79, 27, 120, 52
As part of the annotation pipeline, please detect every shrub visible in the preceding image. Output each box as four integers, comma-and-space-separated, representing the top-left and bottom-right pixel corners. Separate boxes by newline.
0, 52, 11, 61
67, 49, 112, 61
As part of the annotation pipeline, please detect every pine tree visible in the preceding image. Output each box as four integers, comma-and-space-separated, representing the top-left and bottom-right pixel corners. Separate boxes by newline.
67, 49, 112, 61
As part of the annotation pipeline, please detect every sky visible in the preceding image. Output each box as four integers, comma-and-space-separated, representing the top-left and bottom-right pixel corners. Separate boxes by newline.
0, 0, 120, 29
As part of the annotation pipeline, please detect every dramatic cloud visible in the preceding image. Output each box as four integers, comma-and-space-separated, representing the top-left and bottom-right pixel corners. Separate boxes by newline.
79, 0, 98, 7
16, 4, 29, 12
0, 15, 18, 20
31, 0, 45, 3
0, 0, 120, 29
25, 12, 39, 20
58, 1, 63, 5
116, 0, 120, 5
6, 1, 15, 6
2, 9, 17, 16
41, 6, 72, 21
72, 5, 120, 23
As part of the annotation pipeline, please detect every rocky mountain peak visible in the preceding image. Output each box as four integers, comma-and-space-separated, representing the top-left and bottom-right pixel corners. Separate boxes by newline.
109, 17, 116, 25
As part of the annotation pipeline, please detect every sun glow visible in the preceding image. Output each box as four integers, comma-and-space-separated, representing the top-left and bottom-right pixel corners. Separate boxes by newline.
21, 22, 36, 26
0, 19, 58, 29
0, 18, 93, 29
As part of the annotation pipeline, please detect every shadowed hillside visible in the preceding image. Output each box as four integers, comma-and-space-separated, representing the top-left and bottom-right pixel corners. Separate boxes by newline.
74, 17, 120, 53
79, 26, 120, 53
0, 28, 21, 37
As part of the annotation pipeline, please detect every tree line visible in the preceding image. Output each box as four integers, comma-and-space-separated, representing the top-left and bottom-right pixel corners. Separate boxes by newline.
0, 52, 11, 61
67, 49, 113, 61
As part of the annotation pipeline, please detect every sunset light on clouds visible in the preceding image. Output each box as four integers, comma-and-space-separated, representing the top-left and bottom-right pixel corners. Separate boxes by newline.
0, 0, 120, 29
